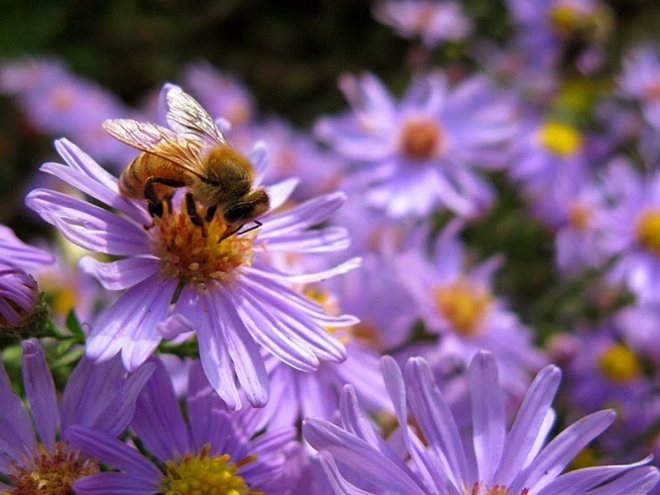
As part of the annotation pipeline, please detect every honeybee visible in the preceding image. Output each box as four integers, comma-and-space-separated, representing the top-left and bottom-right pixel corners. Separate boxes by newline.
103, 85, 269, 237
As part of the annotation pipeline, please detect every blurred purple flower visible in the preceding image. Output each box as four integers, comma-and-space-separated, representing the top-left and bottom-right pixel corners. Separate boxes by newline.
397, 221, 546, 395
304, 351, 660, 494
25, 129, 358, 409
0, 224, 54, 271
509, 113, 590, 208
619, 43, 660, 131
181, 61, 256, 127
596, 161, 660, 304
505, 0, 611, 73
0, 339, 153, 493
0, 58, 140, 168
373, 0, 472, 47
68, 358, 300, 494
316, 70, 518, 218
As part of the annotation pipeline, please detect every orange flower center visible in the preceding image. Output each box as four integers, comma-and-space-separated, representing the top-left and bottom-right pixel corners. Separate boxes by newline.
399, 117, 443, 160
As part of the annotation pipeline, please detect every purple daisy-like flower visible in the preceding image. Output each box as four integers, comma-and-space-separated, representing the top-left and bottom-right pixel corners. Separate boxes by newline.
0, 339, 153, 493
505, 0, 610, 73
0, 58, 140, 168
0, 262, 40, 330
315, 70, 518, 218
303, 351, 660, 494
619, 43, 660, 131
67, 358, 300, 494
0, 224, 54, 271
397, 220, 546, 395
373, 0, 472, 47
25, 87, 358, 410
596, 161, 660, 304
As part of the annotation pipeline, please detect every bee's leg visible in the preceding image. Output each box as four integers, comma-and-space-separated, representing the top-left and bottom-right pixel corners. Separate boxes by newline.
185, 192, 207, 236
144, 177, 186, 218
205, 205, 217, 222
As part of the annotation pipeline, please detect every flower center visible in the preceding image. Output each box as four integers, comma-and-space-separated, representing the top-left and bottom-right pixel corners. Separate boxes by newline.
433, 280, 492, 336
548, 5, 582, 37
539, 120, 582, 156
463, 482, 529, 495
644, 82, 660, 101
159, 444, 260, 495
50, 85, 75, 111
7, 440, 99, 494
399, 117, 442, 161
567, 203, 591, 230
151, 199, 256, 289
635, 209, 660, 256
597, 343, 641, 383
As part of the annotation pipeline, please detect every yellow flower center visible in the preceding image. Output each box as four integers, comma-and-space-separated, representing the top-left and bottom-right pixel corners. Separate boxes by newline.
636, 209, 660, 256
151, 199, 256, 291
399, 117, 443, 161
159, 444, 260, 495
597, 343, 641, 383
5, 440, 99, 494
539, 120, 582, 156
549, 5, 582, 36
433, 280, 492, 337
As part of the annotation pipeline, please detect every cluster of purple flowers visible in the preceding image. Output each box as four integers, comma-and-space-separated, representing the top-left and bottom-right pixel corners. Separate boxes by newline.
3, 0, 660, 493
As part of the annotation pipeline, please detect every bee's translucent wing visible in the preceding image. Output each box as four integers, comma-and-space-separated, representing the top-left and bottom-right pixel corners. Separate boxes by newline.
165, 86, 228, 147
103, 119, 207, 178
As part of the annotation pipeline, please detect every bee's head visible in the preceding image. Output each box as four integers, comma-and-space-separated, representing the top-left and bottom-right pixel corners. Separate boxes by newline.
223, 188, 270, 225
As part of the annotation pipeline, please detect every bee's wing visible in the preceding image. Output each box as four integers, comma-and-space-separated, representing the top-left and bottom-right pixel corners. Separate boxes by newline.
103, 119, 208, 178
165, 86, 228, 147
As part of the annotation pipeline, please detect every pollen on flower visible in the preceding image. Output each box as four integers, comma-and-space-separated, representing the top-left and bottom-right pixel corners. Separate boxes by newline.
151, 199, 256, 288
7, 440, 99, 494
635, 208, 660, 256
539, 120, 582, 156
159, 444, 261, 495
399, 117, 443, 161
433, 280, 492, 336
597, 343, 641, 383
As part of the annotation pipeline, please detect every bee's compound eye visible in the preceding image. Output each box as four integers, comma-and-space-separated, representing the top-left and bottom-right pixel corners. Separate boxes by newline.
224, 203, 255, 224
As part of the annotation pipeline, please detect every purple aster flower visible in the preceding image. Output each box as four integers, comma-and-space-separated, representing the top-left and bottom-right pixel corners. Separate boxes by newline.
303, 351, 660, 494
263, 339, 389, 430
0, 58, 140, 168
25, 86, 358, 410
373, 0, 472, 47
619, 43, 660, 131
397, 220, 546, 396
0, 262, 41, 331
560, 317, 660, 463
596, 161, 660, 304
67, 357, 301, 494
505, 0, 612, 73
0, 224, 54, 271
315, 70, 518, 218
508, 112, 591, 209
0, 339, 154, 493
